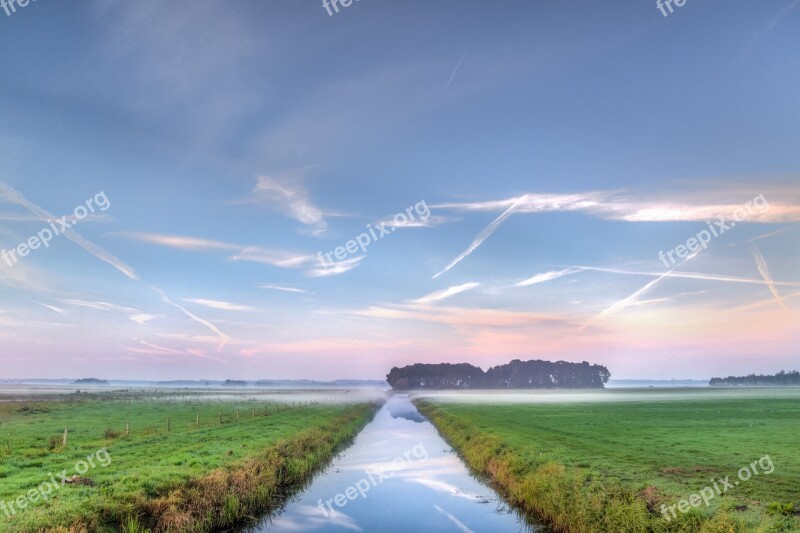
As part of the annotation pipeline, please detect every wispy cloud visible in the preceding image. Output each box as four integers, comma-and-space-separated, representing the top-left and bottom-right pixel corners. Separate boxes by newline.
0, 182, 138, 280
258, 284, 312, 294
115, 232, 238, 251
750, 245, 786, 308
60, 299, 137, 312
119, 232, 356, 277
413, 282, 481, 304
35, 302, 67, 317
436, 188, 800, 222
305, 256, 364, 278
60, 299, 158, 325
183, 298, 256, 311
352, 303, 572, 329
130, 313, 156, 325
435, 186, 800, 276
382, 215, 457, 229
517, 268, 582, 287
249, 173, 327, 235
153, 288, 230, 352
571, 264, 800, 288
229, 246, 317, 268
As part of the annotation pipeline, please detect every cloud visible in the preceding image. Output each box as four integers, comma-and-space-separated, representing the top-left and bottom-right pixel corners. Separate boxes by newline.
352, 303, 572, 329
35, 302, 68, 317
229, 246, 317, 268
130, 313, 157, 325
434, 186, 800, 276
258, 284, 312, 294
305, 256, 364, 278
249, 173, 327, 235
750, 245, 786, 308
382, 215, 457, 229
60, 299, 159, 326
571, 265, 800, 288
120, 232, 356, 277
517, 268, 582, 287
0, 182, 138, 280
116, 232, 238, 251
153, 288, 230, 352
60, 299, 137, 312
413, 283, 481, 304
183, 298, 256, 311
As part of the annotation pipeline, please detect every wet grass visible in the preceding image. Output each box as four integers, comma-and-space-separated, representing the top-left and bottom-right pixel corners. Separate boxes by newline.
416, 388, 800, 532
0, 393, 381, 532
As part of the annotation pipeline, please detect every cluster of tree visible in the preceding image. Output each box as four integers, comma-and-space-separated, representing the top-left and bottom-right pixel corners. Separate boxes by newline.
709, 370, 800, 387
72, 378, 108, 385
222, 379, 248, 387
386, 359, 611, 390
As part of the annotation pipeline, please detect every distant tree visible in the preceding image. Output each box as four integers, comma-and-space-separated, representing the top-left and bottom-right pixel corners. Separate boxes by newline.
484, 360, 610, 389
387, 359, 610, 390
386, 363, 484, 390
709, 370, 800, 387
72, 378, 108, 385
222, 380, 248, 387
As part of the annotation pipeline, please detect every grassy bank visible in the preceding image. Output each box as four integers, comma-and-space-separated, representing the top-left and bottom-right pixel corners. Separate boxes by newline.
0, 392, 381, 532
415, 389, 800, 532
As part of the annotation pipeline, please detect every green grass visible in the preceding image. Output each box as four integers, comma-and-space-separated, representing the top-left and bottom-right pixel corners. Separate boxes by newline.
416, 388, 800, 532
0, 393, 380, 532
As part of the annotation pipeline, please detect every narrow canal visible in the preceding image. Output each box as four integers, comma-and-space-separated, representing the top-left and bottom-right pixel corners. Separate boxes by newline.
252, 394, 547, 533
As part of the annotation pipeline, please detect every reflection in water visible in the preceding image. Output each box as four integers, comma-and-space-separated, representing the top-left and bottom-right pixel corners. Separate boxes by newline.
250, 395, 547, 533
387, 401, 426, 423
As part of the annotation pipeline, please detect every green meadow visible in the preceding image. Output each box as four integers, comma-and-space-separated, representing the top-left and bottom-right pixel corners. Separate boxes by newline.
416, 388, 800, 532
0, 390, 380, 532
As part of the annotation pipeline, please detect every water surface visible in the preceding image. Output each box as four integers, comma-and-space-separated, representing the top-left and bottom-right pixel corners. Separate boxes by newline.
252, 394, 545, 533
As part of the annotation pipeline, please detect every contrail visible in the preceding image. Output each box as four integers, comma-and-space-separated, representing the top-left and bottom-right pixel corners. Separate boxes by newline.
433, 194, 526, 279
750, 245, 786, 308
571, 265, 800, 287
153, 287, 230, 352
0, 182, 138, 280
587, 249, 703, 323
446, 44, 470, 88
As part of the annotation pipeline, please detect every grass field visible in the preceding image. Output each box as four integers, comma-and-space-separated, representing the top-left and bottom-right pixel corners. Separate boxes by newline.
0, 389, 382, 532
415, 388, 800, 532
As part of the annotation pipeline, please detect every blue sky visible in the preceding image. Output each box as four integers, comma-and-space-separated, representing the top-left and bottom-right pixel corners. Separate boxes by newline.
1, 0, 798, 380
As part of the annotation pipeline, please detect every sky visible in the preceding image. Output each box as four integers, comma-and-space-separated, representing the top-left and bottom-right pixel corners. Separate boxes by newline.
0, 0, 798, 381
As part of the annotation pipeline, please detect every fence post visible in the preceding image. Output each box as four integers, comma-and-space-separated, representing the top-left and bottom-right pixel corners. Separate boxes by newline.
62, 427, 68, 448
125, 421, 130, 437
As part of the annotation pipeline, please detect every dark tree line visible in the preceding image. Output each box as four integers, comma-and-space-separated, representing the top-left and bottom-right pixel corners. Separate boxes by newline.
709, 370, 800, 387
386, 359, 611, 390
